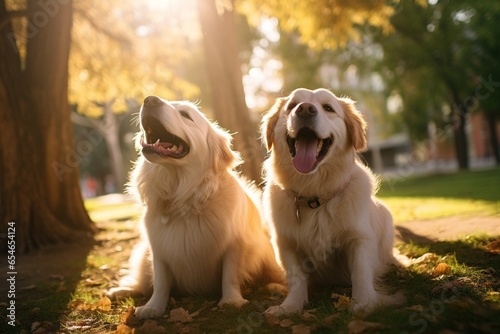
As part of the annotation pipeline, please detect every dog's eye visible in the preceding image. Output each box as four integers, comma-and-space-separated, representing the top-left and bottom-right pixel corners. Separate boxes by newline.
323, 104, 335, 113
179, 110, 193, 121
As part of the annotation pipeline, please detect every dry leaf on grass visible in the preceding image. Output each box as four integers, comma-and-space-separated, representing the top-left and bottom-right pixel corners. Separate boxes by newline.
485, 240, 500, 254
433, 262, 452, 276
94, 296, 112, 311
291, 323, 311, 334
279, 318, 295, 328
301, 309, 317, 321
116, 323, 134, 334
168, 307, 193, 323
406, 304, 424, 312
135, 319, 166, 334
264, 314, 281, 326
331, 293, 350, 309
120, 306, 141, 326
348, 319, 385, 334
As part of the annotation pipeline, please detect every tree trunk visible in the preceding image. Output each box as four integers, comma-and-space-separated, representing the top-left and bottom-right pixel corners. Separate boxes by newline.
0, 0, 94, 254
101, 100, 125, 192
453, 109, 469, 170
196, 0, 263, 182
486, 112, 500, 165
450, 89, 470, 170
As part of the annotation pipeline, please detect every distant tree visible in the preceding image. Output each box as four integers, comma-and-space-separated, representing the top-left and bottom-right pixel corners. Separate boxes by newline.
463, 0, 500, 164
0, 0, 93, 253
370, 0, 490, 170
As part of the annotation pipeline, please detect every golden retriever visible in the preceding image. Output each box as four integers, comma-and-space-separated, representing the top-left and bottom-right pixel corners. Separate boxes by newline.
261, 88, 402, 315
109, 96, 283, 319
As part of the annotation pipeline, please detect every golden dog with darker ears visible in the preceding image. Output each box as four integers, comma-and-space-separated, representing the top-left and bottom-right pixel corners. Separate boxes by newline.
261, 88, 403, 315
109, 96, 283, 319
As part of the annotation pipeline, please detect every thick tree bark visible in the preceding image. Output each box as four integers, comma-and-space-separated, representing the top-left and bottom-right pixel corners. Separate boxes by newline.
196, 0, 263, 182
0, 0, 94, 254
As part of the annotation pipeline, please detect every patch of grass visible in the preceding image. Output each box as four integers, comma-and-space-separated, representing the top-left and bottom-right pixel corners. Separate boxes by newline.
84, 195, 141, 222
378, 167, 500, 222
379, 167, 500, 201
381, 197, 498, 222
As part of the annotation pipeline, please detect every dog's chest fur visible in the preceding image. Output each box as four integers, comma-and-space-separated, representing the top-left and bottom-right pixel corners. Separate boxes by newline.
144, 208, 230, 294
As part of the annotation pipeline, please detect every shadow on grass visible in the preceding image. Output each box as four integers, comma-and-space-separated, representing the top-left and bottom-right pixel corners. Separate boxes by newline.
111, 233, 500, 334
0, 241, 94, 333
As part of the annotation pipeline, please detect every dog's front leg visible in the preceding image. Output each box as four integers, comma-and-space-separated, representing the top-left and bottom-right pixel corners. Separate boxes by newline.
218, 242, 248, 307
348, 240, 379, 313
135, 256, 172, 319
266, 247, 308, 316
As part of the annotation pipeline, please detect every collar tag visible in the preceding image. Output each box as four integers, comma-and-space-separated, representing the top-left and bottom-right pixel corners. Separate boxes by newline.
295, 204, 301, 223
306, 197, 321, 209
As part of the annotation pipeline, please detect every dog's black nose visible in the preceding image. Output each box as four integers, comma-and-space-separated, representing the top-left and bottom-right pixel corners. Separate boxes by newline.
295, 102, 317, 119
143, 96, 163, 106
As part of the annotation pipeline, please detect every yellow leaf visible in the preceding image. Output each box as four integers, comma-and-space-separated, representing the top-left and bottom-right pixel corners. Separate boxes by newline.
433, 263, 451, 276
167, 307, 193, 323
93, 296, 111, 312
292, 324, 311, 334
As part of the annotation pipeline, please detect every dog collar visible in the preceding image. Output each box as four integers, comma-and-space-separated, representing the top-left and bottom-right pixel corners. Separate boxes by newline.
286, 176, 351, 222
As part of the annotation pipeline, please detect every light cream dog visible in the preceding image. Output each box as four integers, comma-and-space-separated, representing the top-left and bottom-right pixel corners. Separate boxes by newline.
261, 88, 402, 315
109, 96, 283, 319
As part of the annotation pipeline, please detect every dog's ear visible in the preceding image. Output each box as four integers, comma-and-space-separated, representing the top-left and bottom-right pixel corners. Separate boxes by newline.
261, 97, 286, 151
340, 98, 367, 152
208, 125, 242, 171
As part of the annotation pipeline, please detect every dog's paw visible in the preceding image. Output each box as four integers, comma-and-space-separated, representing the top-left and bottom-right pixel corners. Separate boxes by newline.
134, 305, 165, 319
218, 297, 249, 308
265, 304, 302, 316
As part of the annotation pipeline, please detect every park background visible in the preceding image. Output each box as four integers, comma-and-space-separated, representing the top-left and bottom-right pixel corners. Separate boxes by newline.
1, 0, 499, 333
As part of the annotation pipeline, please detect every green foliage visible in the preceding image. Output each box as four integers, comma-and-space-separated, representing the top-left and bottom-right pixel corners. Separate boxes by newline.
373, 0, 500, 139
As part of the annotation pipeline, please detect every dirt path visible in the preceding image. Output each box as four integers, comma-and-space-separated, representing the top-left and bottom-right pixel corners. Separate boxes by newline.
395, 215, 500, 244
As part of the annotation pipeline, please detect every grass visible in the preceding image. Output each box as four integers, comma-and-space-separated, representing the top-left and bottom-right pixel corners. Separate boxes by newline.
378, 167, 500, 222
2, 168, 499, 333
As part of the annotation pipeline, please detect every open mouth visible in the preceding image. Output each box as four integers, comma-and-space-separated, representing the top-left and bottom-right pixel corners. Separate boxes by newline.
140, 115, 190, 159
286, 128, 333, 173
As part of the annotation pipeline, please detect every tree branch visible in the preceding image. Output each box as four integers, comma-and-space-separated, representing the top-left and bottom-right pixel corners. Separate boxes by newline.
74, 7, 131, 46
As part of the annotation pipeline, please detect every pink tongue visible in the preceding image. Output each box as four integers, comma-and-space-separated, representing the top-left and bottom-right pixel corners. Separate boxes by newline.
292, 137, 318, 173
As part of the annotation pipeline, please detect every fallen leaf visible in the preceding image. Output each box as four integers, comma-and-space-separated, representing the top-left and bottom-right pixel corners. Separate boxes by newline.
485, 240, 500, 254
116, 323, 134, 334
433, 263, 451, 276
292, 324, 311, 334
332, 294, 350, 309
279, 318, 294, 328
323, 314, 340, 327
94, 296, 112, 312
406, 304, 424, 312
168, 307, 193, 323
264, 314, 281, 326
121, 306, 141, 326
31, 322, 41, 332
348, 320, 385, 334
301, 309, 317, 321
135, 319, 166, 334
